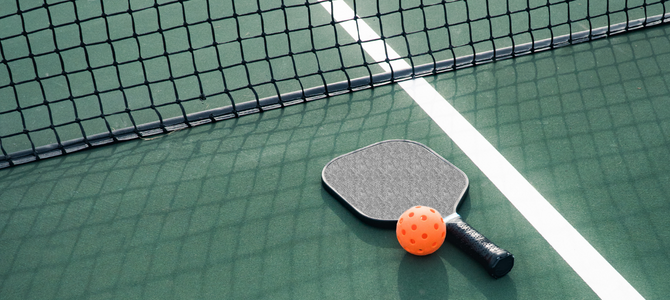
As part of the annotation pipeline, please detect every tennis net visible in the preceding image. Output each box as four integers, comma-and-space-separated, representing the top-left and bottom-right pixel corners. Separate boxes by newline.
1, 0, 668, 168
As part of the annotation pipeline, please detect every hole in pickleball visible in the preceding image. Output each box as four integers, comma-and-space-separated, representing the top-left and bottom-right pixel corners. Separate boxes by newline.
409, 212, 414, 217
421, 215, 427, 221
410, 239, 415, 244
422, 233, 427, 239
411, 224, 417, 230
434, 224, 439, 230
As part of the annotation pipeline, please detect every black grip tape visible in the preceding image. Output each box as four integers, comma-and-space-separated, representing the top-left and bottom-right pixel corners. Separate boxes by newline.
446, 216, 514, 278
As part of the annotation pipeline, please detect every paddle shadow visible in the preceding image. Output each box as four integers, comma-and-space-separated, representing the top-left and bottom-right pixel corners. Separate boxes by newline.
320, 188, 398, 248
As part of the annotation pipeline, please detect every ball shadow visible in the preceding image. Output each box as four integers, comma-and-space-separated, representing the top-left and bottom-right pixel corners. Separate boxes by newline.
397, 253, 449, 300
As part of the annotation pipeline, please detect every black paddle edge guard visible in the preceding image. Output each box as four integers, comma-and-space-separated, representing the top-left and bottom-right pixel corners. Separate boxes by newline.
1, 14, 669, 170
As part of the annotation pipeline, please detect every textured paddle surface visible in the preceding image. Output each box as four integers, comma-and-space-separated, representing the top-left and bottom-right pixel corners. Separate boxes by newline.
322, 140, 468, 222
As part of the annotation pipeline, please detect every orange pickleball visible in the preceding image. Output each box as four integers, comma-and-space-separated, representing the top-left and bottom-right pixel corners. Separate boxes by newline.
396, 206, 447, 256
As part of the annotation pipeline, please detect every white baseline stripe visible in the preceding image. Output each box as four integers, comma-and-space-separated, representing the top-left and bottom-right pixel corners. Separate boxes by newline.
321, 1, 644, 299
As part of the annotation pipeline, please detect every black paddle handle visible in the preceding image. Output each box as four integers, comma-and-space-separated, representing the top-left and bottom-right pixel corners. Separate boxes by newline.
446, 216, 514, 278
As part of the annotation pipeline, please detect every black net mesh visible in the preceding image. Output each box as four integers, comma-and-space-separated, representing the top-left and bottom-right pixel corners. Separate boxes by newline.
1, 0, 668, 168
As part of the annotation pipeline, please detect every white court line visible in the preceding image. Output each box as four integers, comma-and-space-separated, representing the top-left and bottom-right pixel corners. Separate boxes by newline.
320, 1, 644, 299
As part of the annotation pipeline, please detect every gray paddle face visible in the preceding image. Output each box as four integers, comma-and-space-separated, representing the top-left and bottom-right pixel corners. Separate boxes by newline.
322, 140, 469, 226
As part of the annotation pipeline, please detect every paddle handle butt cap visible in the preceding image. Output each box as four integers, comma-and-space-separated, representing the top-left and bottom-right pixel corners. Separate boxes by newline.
446, 216, 514, 278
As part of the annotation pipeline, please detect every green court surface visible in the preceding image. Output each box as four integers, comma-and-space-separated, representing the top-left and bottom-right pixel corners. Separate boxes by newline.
2, 0, 670, 299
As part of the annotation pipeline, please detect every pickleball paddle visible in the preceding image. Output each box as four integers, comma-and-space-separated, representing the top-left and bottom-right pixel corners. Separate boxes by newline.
321, 140, 514, 278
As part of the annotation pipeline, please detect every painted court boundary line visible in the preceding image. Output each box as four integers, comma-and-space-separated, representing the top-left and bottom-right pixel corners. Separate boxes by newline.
321, 1, 644, 299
